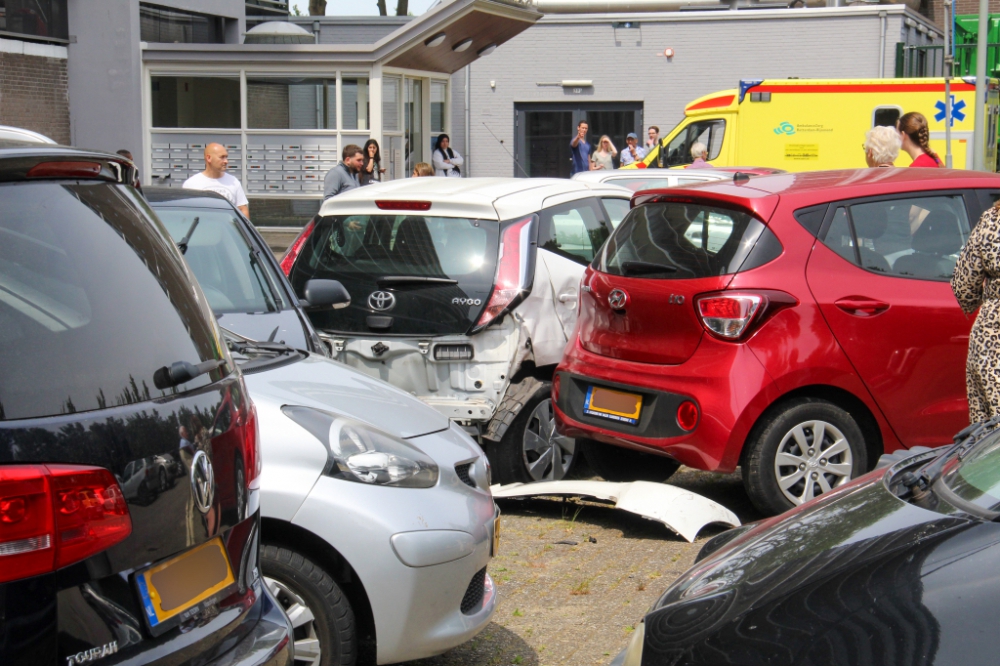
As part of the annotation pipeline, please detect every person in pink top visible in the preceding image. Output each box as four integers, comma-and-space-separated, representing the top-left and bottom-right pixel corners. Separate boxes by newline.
898, 112, 942, 168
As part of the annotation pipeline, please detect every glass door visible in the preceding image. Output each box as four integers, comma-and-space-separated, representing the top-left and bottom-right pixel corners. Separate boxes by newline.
405, 78, 423, 175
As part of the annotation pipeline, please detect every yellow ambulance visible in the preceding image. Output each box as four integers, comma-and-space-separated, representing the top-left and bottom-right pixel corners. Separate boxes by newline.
631, 78, 1000, 172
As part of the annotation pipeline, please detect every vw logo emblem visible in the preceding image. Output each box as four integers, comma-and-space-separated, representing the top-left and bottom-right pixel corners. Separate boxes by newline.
608, 288, 629, 310
368, 291, 396, 312
190, 450, 215, 514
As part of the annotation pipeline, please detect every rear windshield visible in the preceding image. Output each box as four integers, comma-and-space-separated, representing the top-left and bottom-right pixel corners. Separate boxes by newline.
290, 214, 499, 336
156, 207, 287, 315
0, 182, 225, 421
595, 201, 775, 279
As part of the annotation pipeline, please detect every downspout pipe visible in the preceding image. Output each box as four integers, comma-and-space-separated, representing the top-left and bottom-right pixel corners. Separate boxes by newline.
879, 10, 887, 78
465, 65, 471, 177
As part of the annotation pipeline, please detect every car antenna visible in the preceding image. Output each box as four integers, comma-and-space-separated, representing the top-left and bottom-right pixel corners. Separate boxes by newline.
733, 172, 750, 183
176, 216, 200, 255
482, 122, 530, 178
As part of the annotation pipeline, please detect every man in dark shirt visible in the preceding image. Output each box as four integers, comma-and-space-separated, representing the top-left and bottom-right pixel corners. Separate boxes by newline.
323, 144, 364, 199
570, 120, 591, 176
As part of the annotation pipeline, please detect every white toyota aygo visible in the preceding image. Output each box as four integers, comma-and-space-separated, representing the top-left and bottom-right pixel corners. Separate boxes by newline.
282, 178, 632, 485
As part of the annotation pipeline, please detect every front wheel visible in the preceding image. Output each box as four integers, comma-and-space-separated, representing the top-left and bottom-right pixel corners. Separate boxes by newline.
488, 380, 577, 484
742, 399, 868, 516
261, 545, 356, 666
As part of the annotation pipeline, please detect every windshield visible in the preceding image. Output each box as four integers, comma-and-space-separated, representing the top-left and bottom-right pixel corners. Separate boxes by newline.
942, 429, 1000, 512
596, 201, 776, 279
156, 208, 287, 315
290, 214, 499, 336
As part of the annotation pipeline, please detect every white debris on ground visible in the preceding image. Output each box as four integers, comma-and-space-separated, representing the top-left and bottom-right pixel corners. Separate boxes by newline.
490, 480, 740, 543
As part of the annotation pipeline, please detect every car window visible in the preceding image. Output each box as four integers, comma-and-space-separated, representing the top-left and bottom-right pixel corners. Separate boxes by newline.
0, 182, 224, 421
539, 199, 610, 264
663, 119, 725, 167
156, 208, 287, 314
601, 197, 631, 229
872, 106, 902, 127
820, 196, 971, 281
598, 200, 778, 279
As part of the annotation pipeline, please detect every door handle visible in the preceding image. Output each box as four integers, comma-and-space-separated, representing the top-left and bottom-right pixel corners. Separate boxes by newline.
558, 293, 577, 303
835, 297, 890, 316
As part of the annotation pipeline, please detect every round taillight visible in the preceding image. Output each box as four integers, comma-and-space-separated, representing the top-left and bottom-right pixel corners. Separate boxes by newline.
677, 401, 699, 431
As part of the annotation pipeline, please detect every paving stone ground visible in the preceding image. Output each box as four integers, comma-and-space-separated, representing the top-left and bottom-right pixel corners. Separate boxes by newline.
403, 467, 765, 666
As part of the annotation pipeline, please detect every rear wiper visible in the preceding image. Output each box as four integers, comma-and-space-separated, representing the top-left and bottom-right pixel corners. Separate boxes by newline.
376, 276, 459, 287
176, 217, 200, 255
620, 261, 678, 276
153, 358, 225, 390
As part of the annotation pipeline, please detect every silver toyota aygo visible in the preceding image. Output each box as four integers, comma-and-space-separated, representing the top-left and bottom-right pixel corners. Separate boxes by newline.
146, 188, 498, 666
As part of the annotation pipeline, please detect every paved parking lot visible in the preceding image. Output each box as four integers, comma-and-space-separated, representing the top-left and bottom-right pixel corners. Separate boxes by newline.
406, 468, 764, 666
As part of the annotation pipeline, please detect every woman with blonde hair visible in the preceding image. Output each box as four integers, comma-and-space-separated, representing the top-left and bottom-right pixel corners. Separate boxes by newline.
590, 135, 617, 171
898, 112, 942, 167
863, 125, 902, 167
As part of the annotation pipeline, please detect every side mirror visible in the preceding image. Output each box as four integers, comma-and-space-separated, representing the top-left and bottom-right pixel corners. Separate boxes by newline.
302, 279, 351, 310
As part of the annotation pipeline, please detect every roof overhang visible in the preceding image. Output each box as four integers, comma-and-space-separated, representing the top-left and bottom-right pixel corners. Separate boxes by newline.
142, 0, 541, 74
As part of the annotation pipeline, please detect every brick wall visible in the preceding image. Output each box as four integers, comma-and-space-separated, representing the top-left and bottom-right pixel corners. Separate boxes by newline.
923, 0, 1000, 27
0, 51, 70, 144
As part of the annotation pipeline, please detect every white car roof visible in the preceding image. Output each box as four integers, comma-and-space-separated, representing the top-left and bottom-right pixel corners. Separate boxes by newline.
570, 168, 731, 184
318, 177, 631, 221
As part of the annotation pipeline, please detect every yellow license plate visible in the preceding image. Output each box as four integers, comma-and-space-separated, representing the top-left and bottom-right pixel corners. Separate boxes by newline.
136, 537, 236, 631
584, 385, 642, 425
491, 509, 501, 557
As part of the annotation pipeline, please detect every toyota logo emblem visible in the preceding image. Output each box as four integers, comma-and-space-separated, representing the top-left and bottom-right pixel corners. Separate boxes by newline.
190, 450, 215, 514
608, 288, 629, 310
368, 291, 396, 312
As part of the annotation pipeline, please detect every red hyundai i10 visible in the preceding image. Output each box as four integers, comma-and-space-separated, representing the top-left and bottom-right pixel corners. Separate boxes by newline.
554, 168, 1000, 515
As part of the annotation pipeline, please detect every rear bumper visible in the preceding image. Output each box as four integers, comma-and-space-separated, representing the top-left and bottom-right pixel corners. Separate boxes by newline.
210, 584, 293, 666
554, 336, 773, 472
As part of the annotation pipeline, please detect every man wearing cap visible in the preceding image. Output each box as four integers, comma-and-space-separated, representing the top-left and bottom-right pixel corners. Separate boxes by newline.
619, 132, 647, 167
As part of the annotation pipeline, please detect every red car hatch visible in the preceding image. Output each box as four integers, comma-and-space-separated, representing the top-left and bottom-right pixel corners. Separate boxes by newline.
582, 194, 783, 365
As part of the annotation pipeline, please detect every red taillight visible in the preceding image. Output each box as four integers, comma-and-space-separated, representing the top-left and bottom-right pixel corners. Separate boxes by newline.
26, 161, 104, 179
475, 215, 536, 331
243, 402, 262, 488
0, 465, 131, 584
375, 200, 431, 211
280, 218, 316, 276
695, 290, 798, 341
677, 401, 699, 431
696, 293, 762, 339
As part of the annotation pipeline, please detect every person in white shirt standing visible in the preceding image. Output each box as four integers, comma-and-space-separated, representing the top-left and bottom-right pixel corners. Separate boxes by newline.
432, 134, 464, 177
183, 143, 250, 219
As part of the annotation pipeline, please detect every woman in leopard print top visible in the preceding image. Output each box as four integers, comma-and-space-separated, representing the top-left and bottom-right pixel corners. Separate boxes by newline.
952, 205, 1000, 423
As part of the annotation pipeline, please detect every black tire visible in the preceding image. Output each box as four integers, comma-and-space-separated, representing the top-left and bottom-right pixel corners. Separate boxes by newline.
580, 439, 680, 483
742, 398, 868, 516
158, 468, 167, 491
261, 544, 356, 666
487, 380, 578, 484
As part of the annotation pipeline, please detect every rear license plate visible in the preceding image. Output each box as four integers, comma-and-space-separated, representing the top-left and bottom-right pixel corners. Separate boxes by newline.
491, 508, 501, 557
135, 537, 236, 635
584, 385, 642, 425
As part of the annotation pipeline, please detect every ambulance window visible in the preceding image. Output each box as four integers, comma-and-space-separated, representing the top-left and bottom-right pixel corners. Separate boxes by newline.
663, 119, 726, 167
873, 107, 902, 127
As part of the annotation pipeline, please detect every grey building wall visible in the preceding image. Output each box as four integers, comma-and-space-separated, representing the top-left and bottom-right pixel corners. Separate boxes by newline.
458, 7, 937, 177
67, 0, 245, 171
290, 16, 411, 45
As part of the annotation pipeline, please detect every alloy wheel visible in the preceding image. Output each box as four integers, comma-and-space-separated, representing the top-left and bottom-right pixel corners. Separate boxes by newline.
773, 419, 854, 506
265, 575, 322, 666
521, 398, 575, 482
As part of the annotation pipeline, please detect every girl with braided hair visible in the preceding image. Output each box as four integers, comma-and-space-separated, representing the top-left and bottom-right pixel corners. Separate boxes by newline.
898, 111, 942, 167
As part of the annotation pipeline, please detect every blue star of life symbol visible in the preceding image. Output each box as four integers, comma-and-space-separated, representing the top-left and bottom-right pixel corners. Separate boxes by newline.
935, 97, 967, 125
